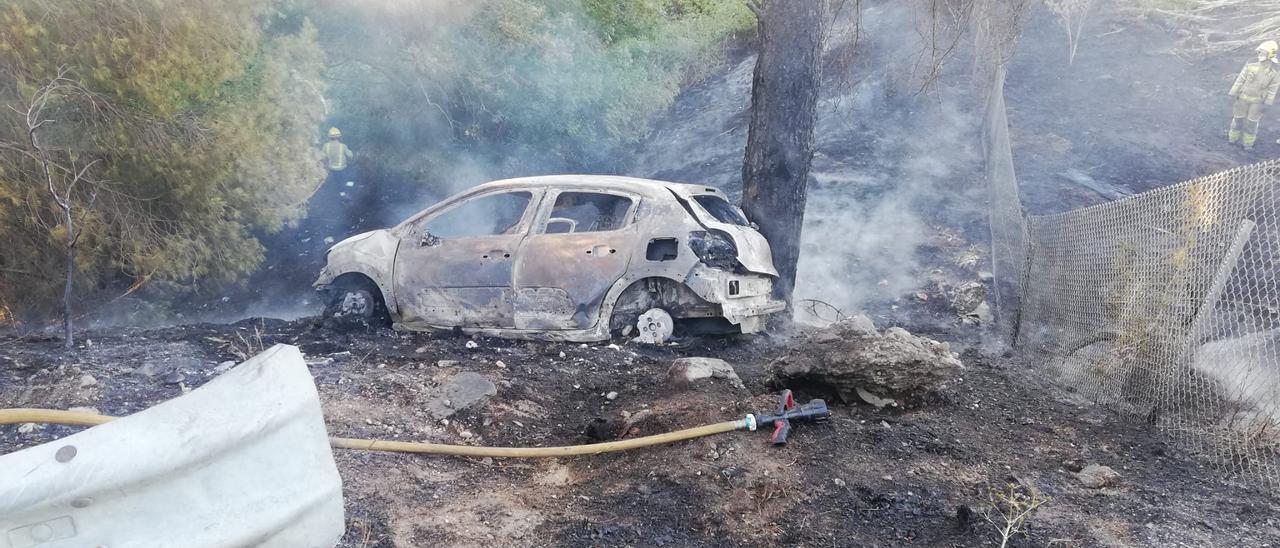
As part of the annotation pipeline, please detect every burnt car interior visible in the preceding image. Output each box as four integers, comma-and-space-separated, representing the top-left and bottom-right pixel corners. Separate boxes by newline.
422, 191, 533, 241
545, 192, 632, 234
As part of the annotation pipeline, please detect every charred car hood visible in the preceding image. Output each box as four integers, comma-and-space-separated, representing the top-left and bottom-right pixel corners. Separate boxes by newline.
669, 187, 779, 277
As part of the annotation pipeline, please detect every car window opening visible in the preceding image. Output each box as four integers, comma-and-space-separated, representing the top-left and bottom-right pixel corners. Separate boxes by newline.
425, 191, 532, 239
692, 195, 749, 226
545, 192, 632, 233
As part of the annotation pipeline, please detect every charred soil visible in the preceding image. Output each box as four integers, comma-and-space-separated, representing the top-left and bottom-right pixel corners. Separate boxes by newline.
2, 319, 1276, 546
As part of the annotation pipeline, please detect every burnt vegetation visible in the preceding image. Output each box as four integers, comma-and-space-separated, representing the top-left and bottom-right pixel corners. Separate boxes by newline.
3, 0, 1280, 546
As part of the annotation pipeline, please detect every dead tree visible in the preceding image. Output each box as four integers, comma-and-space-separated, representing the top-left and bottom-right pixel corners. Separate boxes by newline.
741, 0, 827, 320
14, 71, 103, 349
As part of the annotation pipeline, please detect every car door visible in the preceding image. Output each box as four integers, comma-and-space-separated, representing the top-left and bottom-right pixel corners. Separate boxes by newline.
512, 189, 640, 330
393, 189, 539, 328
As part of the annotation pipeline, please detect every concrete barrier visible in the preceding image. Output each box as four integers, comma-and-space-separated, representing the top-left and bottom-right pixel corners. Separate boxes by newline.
0, 344, 344, 548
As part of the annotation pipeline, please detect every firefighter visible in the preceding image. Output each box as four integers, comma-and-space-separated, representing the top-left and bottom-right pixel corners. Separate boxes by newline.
321, 127, 354, 171
1227, 41, 1280, 151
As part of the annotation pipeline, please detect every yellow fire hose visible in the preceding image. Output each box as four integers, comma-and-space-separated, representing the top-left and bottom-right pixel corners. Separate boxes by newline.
0, 393, 828, 458
0, 408, 749, 458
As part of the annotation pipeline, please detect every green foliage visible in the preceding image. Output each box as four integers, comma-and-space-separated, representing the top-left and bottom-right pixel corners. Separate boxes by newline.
0, 0, 326, 318
0, 0, 751, 322
317, 0, 753, 179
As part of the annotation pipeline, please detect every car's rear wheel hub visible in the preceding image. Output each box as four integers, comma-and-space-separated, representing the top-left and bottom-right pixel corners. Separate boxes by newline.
636, 308, 674, 344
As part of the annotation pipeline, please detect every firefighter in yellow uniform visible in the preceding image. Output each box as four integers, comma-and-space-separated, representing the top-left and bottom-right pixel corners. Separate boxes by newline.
321, 127, 353, 172
1227, 41, 1280, 151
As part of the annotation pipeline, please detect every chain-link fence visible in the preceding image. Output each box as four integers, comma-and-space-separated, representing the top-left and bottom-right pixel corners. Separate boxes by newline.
980, 65, 1280, 485
1017, 161, 1280, 486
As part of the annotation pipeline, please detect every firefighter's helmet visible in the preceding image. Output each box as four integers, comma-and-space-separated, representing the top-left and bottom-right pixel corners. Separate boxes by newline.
1257, 40, 1278, 60
328, 127, 342, 138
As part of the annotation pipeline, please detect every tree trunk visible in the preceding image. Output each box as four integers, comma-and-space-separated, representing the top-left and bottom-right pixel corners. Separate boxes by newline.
63, 206, 75, 349
741, 0, 826, 321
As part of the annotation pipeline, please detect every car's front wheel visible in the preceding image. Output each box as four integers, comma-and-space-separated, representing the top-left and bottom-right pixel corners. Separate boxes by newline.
323, 276, 391, 329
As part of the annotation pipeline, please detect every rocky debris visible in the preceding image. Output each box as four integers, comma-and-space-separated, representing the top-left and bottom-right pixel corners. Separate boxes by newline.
78, 374, 98, 388
666, 357, 745, 390
769, 316, 962, 402
17, 423, 38, 434
426, 372, 498, 419
1076, 464, 1121, 489
950, 281, 987, 315
163, 371, 186, 385
1062, 458, 1085, 473
213, 360, 236, 374
962, 302, 992, 326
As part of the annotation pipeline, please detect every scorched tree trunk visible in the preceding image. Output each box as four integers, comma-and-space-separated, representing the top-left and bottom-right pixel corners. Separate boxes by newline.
741, 0, 825, 320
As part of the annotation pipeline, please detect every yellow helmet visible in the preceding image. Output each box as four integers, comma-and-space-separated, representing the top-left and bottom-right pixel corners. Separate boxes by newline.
1257, 40, 1278, 60
327, 127, 342, 138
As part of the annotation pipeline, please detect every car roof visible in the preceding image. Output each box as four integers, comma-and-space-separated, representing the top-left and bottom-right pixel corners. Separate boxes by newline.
472, 175, 725, 199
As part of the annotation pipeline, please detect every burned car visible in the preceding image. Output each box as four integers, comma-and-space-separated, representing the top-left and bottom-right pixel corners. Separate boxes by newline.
314, 175, 785, 342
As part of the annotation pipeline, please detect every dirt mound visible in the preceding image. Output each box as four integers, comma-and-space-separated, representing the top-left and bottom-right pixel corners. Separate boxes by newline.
769, 316, 962, 403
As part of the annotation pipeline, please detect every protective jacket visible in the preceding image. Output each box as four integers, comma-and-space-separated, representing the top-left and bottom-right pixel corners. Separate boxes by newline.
322, 141, 353, 171
1229, 60, 1280, 105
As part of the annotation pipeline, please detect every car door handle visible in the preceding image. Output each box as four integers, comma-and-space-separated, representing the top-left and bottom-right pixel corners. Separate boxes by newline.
482, 250, 512, 259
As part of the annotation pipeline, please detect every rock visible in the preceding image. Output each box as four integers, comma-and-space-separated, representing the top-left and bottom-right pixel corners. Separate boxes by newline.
437, 360, 460, 368
950, 281, 987, 315
962, 302, 992, 326
213, 361, 236, 373
17, 423, 37, 434
855, 387, 899, 408
465, 340, 479, 350
163, 371, 186, 385
769, 319, 962, 403
78, 374, 98, 388
845, 314, 878, 336
305, 357, 335, 368
605, 391, 618, 400
426, 372, 497, 419
1076, 464, 1120, 488
667, 357, 745, 390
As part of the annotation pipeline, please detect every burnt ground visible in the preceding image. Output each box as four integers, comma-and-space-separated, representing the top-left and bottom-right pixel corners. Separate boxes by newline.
2, 319, 1277, 547
4, 4, 1280, 547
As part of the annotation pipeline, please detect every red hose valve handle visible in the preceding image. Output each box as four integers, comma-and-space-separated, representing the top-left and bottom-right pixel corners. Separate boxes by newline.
753, 389, 829, 446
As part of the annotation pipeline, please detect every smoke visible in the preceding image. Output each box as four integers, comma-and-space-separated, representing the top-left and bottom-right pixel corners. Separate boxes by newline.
797, 73, 983, 316
633, 2, 988, 327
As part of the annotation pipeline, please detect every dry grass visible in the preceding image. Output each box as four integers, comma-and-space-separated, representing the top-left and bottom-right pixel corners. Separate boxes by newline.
980, 483, 1051, 548
1131, 0, 1280, 54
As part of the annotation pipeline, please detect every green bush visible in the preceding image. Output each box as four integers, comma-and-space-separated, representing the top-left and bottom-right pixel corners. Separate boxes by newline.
0, 0, 326, 319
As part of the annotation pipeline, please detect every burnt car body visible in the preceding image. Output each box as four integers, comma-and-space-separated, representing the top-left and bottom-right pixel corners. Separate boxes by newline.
314, 175, 785, 341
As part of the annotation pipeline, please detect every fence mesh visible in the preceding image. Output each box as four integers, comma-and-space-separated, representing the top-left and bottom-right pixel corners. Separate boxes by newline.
1014, 161, 1280, 486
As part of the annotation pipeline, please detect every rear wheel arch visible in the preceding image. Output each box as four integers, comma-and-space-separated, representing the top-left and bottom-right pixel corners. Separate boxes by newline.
604, 276, 716, 332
